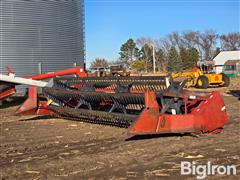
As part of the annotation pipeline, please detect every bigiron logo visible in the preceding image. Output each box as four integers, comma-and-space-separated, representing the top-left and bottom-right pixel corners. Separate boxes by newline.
181, 161, 237, 179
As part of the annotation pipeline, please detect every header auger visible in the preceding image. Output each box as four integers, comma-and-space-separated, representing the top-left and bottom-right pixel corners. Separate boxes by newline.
54, 75, 168, 93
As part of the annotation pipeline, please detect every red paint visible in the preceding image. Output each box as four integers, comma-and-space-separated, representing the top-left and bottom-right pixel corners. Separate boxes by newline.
16, 86, 38, 115
1, 66, 86, 101
16, 87, 53, 115
128, 91, 228, 135
35, 102, 53, 115
24, 66, 86, 80
0, 87, 16, 100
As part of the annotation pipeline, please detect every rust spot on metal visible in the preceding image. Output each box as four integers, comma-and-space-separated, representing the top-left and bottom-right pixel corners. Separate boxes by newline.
161, 116, 166, 128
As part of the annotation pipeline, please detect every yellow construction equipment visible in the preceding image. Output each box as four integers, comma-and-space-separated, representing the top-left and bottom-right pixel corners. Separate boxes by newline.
171, 67, 230, 89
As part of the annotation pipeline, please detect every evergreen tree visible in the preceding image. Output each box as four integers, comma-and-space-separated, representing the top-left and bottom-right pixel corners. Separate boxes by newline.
180, 47, 199, 70
167, 47, 182, 72
180, 47, 189, 70
188, 48, 199, 67
119, 38, 141, 67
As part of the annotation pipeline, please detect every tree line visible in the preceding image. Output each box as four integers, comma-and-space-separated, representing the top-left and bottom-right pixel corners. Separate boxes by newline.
91, 30, 240, 72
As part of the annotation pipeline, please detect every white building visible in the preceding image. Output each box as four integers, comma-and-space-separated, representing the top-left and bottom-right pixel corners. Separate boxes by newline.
213, 51, 240, 73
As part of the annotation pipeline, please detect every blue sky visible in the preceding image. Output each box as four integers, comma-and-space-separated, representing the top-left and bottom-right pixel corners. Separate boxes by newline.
85, 0, 239, 66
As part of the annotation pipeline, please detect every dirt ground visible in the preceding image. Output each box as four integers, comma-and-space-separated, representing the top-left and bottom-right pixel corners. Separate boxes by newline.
0, 78, 239, 180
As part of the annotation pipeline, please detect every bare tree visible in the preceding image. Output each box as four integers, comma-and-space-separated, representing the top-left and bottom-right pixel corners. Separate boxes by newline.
155, 49, 166, 72
136, 37, 166, 72
108, 59, 121, 66
159, 37, 172, 55
90, 58, 109, 69
135, 29, 226, 71
168, 32, 184, 50
220, 32, 240, 51
136, 37, 153, 72
182, 30, 198, 49
194, 30, 218, 61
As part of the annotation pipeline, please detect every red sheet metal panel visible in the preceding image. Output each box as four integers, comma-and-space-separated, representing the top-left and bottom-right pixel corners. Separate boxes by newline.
128, 91, 228, 135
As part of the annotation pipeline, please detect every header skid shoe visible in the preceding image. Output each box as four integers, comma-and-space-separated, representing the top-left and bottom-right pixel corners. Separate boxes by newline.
128, 90, 228, 135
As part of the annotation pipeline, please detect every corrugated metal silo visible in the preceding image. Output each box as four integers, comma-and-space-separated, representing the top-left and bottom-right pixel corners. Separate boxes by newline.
0, 0, 85, 77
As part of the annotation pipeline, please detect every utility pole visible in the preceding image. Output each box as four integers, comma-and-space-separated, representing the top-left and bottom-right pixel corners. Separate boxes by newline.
152, 44, 156, 74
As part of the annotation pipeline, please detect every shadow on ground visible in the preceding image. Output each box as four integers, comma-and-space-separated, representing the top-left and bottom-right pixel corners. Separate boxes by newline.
126, 133, 192, 141
227, 90, 240, 100
19, 115, 54, 121
0, 96, 26, 109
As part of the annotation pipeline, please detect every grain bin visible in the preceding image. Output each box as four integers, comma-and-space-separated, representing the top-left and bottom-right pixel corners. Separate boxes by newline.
0, 0, 85, 77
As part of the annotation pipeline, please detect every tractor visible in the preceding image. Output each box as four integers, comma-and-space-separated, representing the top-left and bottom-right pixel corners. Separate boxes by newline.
171, 67, 230, 89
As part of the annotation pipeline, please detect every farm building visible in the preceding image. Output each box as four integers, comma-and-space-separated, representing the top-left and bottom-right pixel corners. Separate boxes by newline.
223, 60, 240, 77
0, 0, 85, 76
213, 50, 240, 73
